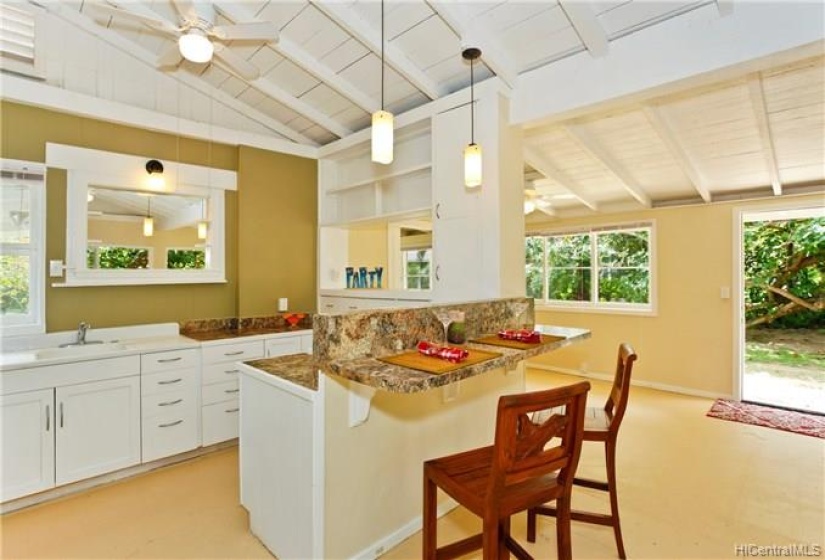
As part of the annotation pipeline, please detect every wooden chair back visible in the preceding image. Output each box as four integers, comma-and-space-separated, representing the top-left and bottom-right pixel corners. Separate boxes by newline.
604, 343, 638, 433
489, 381, 590, 501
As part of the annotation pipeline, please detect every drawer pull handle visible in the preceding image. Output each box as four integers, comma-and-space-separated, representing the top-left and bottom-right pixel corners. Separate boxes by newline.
225, 388, 239, 394
324, 304, 334, 308
159, 419, 183, 428
60, 402, 64, 428
46, 404, 50, 432
225, 369, 239, 374
159, 398, 183, 407
158, 357, 183, 363
225, 407, 240, 413
158, 378, 183, 385
224, 350, 245, 356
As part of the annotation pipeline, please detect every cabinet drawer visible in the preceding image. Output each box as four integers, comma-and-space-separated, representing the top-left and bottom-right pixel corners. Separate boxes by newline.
202, 363, 242, 385
142, 389, 196, 419
141, 349, 199, 374
264, 337, 302, 358
202, 341, 264, 365
141, 368, 197, 396
141, 406, 198, 463
202, 380, 239, 405
202, 399, 239, 446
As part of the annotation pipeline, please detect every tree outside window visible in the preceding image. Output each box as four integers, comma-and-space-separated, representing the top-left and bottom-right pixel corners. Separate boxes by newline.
404, 249, 431, 290
526, 225, 653, 311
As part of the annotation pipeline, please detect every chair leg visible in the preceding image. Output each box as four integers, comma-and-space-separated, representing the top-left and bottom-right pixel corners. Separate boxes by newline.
605, 440, 626, 560
423, 473, 437, 560
526, 507, 537, 543
555, 495, 573, 560
482, 514, 501, 560
498, 517, 511, 560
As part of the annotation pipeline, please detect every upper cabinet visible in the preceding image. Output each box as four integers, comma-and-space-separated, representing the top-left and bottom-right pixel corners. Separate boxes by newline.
318, 121, 431, 226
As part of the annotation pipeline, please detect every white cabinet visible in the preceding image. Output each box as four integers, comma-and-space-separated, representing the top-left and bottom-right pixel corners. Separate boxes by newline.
0, 389, 55, 502
140, 348, 199, 463
264, 336, 301, 358
201, 340, 263, 446
55, 376, 141, 485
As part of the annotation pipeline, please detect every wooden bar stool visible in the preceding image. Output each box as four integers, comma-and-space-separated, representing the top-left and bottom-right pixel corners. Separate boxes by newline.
423, 381, 591, 560
527, 343, 637, 559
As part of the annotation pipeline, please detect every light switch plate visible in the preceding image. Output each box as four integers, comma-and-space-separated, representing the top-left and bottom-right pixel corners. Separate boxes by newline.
49, 259, 64, 277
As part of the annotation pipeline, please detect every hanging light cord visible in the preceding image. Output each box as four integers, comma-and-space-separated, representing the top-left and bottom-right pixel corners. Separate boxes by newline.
470, 56, 475, 144
147, 197, 151, 218
381, 0, 385, 112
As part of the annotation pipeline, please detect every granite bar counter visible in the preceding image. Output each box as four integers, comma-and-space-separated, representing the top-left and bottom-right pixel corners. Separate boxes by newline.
237, 297, 591, 560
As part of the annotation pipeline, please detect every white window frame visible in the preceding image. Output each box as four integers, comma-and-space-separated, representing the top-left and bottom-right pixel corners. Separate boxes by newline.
0, 160, 46, 335
403, 248, 432, 291
0, 3, 46, 79
528, 221, 658, 316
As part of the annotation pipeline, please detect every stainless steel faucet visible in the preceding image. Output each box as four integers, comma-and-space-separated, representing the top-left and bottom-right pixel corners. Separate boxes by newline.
77, 322, 90, 345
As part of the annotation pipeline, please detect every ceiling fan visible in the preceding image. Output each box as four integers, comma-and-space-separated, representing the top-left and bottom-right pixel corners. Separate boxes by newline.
524, 187, 554, 217
93, 0, 278, 80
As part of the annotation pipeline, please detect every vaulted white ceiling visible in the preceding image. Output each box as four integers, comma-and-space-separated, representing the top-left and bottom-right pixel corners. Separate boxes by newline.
3, 0, 824, 219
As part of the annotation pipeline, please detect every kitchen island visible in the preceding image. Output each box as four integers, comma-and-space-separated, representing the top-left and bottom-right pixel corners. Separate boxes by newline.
237, 298, 589, 560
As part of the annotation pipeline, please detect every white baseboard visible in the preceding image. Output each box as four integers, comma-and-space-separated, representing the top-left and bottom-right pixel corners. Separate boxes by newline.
526, 362, 733, 400
349, 498, 459, 560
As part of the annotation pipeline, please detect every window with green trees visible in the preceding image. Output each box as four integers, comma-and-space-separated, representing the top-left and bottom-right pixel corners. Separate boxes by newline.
87, 246, 151, 269
404, 249, 431, 290
167, 248, 206, 269
526, 224, 653, 311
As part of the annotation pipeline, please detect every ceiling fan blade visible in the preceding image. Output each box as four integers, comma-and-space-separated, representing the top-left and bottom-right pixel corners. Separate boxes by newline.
171, 0, 199, 23
96, 1, 180, 35
157, 42, 183, 68
212, 44, 260, 80
211, 22, 279, 42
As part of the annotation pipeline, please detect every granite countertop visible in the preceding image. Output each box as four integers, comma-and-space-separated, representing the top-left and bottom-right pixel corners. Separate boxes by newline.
184, 326, 311, 342
240, 325, 590, 394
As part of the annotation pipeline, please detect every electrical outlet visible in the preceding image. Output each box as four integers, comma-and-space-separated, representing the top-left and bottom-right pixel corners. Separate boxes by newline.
580, 362, 589, 374
278, 297, 288, 312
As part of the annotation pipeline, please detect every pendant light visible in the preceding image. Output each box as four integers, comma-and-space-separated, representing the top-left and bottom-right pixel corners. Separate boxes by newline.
143, 197, 154, 237
462, 47, 482, 188
371, 0, 393, 164
145, 159, 165, 190
197, 198, 208, 240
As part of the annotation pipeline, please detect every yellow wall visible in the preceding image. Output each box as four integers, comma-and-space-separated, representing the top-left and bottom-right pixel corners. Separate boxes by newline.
347, 226, 388, 273
528, 193, 825, 397
237, 146, 317, 316
1, 101, 317, 331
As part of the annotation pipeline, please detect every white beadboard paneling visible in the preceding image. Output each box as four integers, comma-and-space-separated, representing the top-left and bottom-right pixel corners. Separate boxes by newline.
302, 125, 338, 145
256, 96, 303, 125
284, 3, 338, 47
300, 83, 355, 118
599, 0, 710, 39
319, 39, 369, 74
237, 87, 267, 107
391, 15, 457, 71
64, 65, 98, 98
200, 66, 232, 89
220, 76, 248, 98
248, 45, 285, 75
264, 59, 319, 98
286, 115, 315, 134
331, 105, 371, 132
254, 0, 306, 29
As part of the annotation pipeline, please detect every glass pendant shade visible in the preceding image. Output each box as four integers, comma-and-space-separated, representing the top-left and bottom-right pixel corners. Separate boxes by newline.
143, 217, 154, 237
179, 30, 213, 63
197, 221, 208, 240
371, 111, 394, 164
464, 143, 482, 188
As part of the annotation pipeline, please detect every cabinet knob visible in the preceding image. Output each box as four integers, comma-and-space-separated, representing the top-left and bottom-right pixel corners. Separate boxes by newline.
435, 203, 441, 219
435, 264, 441, 281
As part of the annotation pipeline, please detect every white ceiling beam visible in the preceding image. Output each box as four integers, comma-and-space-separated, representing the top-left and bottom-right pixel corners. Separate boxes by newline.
514, 1, 825, 126
523, 147, 599, 211
426, 1, 518, 89
564, 124, 651, 207
642, 105, 712, 202
215, 2, 377, 114
747, 75, 782, 196
311, 0, 444, 100
557, 0, 608, 58
248, 78, 352, 139
716, 0, 735, 17
48, 3, 314, 146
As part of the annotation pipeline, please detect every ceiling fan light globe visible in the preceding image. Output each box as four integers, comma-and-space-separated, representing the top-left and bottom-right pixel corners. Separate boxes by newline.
179, 30, 213, 63
523, 200, 536, 214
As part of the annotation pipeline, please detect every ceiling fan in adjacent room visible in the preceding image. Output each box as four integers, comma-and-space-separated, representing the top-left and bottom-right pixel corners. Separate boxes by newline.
93, 0, 278, 80
523, 187, 554, 217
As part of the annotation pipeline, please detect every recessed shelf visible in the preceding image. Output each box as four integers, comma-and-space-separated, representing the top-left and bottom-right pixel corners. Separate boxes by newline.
326, 163, 431, 194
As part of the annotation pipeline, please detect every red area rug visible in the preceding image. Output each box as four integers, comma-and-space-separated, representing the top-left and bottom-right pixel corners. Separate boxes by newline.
707, 399, 825, 439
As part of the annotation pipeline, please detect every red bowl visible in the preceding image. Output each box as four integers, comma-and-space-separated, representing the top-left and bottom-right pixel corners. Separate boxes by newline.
283, 312, 306, 327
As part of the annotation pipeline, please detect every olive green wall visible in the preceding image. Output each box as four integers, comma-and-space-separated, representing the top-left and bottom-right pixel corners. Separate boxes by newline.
1, 101, 317, 332
237, 146, 317, 316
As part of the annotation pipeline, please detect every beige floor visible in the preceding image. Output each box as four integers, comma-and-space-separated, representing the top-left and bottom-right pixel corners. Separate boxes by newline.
2, 369, 823, 559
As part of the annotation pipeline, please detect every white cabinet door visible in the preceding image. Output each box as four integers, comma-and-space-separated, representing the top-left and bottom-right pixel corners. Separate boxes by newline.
55, 376, 140, 485
431, 105, 481, 220
0, 389, 55, 502
432, 215, 483, 303
300, 334, 313, 354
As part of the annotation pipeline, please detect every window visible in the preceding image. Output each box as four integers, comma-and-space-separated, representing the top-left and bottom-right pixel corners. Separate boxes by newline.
526, 223, 655, 313
87, 246, 152, 269
167, 248, 205, 269
1, 160, 45, 335
0, 3, 45, 79
404, 249, 431, 290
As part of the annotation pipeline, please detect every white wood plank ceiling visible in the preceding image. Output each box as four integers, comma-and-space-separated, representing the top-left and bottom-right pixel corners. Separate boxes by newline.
6, 0, 824, 219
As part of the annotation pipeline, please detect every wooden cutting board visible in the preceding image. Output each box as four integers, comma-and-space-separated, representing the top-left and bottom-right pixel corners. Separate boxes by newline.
469, 334, 565, 350
378, 348, 502, 374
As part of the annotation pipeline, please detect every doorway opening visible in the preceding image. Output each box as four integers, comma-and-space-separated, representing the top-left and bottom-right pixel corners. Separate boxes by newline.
737, 206, 824, 415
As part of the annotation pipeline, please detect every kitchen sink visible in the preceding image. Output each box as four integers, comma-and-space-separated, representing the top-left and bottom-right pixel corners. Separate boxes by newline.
35, 342, 128, 360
